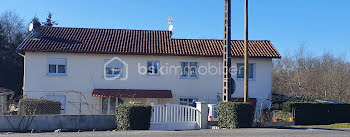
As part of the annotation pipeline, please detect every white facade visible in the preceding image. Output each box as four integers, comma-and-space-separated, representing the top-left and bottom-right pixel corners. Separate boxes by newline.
22, 51, 273, 115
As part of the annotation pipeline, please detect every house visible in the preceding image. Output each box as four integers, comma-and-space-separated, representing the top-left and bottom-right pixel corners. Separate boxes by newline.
0, 87, 15, 114
16, 25, 280, 115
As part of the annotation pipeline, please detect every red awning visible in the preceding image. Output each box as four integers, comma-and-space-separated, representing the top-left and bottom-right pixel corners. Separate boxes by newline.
92, 89, 172, 98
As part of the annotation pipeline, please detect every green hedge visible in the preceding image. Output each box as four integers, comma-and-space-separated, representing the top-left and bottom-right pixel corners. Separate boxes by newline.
116, 104, 152, 130
18, 98, 61, 115
217, 102, 254, 128
283, 102, 350, 125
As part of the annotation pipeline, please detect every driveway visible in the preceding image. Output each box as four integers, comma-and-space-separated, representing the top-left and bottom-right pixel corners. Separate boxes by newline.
2, 128, 350, 137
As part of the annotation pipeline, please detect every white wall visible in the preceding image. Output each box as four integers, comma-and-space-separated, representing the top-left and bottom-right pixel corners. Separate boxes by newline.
23, 51, 273, 115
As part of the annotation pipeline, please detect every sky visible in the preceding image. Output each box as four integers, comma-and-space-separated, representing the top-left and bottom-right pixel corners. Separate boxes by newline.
1, 0, 349, 60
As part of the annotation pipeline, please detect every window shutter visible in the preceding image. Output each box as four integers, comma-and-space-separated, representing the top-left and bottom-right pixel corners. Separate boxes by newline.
48, 58, 66, 65
248, 64, 254, 78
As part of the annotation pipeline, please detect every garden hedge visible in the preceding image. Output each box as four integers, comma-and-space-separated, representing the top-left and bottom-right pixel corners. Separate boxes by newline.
116, 104, 152, 130
283, 102, 350, 125
217, 102, 254, 128
18, 98, 61, 115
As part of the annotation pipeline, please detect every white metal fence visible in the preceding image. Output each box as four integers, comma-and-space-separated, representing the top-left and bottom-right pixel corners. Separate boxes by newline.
150, 104, 201, 130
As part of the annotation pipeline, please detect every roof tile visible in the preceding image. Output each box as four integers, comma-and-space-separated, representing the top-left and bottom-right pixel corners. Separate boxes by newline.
17, 27, 281, 58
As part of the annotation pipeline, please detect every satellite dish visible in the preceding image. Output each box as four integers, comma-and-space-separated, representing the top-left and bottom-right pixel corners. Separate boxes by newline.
168, 25, 174, 31
165, 16, 174, 31
29, 23, 33, 32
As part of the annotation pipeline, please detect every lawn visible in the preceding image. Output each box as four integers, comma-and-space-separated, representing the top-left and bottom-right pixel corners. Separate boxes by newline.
293, 123, 350, 129
330, 123, 350, 128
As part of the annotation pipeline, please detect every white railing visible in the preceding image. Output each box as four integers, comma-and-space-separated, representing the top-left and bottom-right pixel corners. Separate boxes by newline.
151, 105, 167, 123
150, 104, 201, 130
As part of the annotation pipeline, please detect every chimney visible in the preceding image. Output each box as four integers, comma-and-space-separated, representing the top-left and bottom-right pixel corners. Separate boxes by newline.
32, 17, 41, 39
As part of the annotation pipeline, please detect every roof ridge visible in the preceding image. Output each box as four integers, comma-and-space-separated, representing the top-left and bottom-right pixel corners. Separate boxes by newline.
42, 26, 170, 32
172, 38, 270, 41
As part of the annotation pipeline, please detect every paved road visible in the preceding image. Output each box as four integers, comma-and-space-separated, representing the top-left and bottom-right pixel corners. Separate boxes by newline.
1, 128, 350, 137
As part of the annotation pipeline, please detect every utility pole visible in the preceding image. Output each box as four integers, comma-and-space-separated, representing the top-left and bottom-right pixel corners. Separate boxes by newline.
223, 0, 232, 102
243, 0, 249, 103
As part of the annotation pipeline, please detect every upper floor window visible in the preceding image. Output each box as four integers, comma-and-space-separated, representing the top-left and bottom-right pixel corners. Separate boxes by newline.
147, 61, 160, 76
181, 62, 198, 79
237, 63, 255, 80
180, 97, 198, 107
48, 58, 67, 76
104, 59, 123, 77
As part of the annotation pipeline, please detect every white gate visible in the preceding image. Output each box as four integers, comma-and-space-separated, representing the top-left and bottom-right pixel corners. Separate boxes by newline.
150, 104, 201, 130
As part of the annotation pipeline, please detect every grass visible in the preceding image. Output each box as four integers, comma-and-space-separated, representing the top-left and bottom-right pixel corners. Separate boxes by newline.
330, 123, 350, 128
293, 123, 350, 129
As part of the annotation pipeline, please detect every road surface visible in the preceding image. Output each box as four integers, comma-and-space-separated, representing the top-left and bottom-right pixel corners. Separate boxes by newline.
1, 128, 350, 137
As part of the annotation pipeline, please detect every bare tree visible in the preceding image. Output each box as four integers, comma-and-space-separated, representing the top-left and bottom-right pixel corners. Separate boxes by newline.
272, 44, 350, 103
0, 10, 26, 43
0, 10, 26, 99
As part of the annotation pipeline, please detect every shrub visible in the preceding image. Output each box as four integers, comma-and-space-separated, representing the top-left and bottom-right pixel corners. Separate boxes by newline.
283, 102, 350, 125
18, 98, 61, 115
217, 102, 254, 128
116, 104, 152, 130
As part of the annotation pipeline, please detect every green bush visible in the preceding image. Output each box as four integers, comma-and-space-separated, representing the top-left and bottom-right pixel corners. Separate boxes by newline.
18, 98, 61, 115
283, 102, 350, 125
217, 102, 254, 128
116, 104, 152, 130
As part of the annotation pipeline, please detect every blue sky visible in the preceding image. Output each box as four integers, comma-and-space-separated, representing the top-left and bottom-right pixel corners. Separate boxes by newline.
1, 0, 349, 60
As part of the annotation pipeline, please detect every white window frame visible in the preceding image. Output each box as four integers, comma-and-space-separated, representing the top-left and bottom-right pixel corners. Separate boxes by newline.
102, 97, 116, 115
104, 59, 123, 78
179, 96, 198, 106
180, 61, 199, 79
47, 58, 67, 76
236, 63, 256, 81
147, 60, 160, 76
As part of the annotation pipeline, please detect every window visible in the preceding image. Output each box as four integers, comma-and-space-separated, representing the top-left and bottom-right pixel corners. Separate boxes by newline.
180, 97, 198, 106
237, 63, 255, 79
147, 61, 160, 75
102, 97, 108, 114
102, 97, 116, 115
48, 58, 67, 76
181, 62, 198, 78
0, 96, 4, 105
46, 95, 66, 114
104, 59, 123, 77
109, 97, 116, 115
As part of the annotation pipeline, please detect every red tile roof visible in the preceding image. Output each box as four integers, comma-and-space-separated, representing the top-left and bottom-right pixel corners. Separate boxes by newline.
17, 27, 281, 58
92, 89, 172, 98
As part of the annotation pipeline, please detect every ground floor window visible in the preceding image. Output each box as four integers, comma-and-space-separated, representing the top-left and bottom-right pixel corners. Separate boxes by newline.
45, 95, 66, 114
102, 97, 117, 115
118, 98, 124, 105
180, 97, 198, 107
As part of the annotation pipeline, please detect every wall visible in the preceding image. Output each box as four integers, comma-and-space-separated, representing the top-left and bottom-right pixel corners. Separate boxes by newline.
0, 115, 116, 132
23, 52, 273, 115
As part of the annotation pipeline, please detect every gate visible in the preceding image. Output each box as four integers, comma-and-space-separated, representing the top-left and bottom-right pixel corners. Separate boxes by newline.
150, 104, 201, 130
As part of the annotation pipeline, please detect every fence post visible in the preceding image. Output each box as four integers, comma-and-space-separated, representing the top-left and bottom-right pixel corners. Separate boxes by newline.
165, 104, 171, 123
195, 102, 208, 129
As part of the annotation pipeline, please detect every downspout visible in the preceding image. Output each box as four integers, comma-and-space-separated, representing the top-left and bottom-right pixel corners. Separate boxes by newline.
17, 52, 25, 58
17, 52, 25, 96
16, 32, 32, 97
